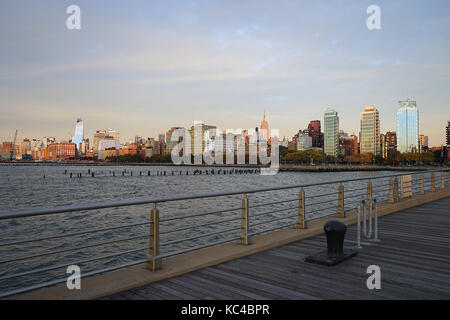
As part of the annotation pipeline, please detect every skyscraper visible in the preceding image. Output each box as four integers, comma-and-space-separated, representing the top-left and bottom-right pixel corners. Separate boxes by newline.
72, 118, 84, 150
260, 111, 269, 141
323, 108, 339, 157
360, 105, 380, 155
307, 120, 324, 148
397, 99, 419, 153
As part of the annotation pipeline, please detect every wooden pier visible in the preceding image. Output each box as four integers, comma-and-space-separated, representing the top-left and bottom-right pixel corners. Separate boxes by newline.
103, 196, 450, 300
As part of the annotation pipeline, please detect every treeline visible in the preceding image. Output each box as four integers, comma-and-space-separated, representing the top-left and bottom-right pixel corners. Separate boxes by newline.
105, 154, 172, 163
281, 148, 441, 165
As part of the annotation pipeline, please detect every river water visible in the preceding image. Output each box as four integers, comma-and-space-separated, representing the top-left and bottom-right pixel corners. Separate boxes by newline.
0, 164, 431, 294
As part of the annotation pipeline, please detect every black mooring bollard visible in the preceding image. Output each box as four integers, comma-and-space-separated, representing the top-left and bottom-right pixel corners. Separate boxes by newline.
324, 220, 346, 257
305, 220, 357, 266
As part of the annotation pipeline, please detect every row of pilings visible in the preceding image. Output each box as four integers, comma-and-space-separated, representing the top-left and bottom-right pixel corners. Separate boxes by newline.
62, 168, 262, 178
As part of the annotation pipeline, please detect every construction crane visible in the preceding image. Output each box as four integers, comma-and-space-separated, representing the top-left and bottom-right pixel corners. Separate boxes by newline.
10, 130, 17, 161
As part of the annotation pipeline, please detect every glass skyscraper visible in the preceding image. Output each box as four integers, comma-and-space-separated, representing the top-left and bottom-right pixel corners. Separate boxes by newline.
324, 108, 339, 157
72, 118, 84, 150
396, 99, 419, 153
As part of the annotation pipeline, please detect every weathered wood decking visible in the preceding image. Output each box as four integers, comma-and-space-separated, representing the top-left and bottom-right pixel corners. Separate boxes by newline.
103, 197, 450, 300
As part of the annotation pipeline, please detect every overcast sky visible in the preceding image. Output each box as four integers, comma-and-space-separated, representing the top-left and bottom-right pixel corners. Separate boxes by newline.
0, 0, 449, 146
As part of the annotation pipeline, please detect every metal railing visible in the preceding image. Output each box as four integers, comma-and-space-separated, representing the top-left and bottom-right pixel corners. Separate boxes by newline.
0, 168, 449, 298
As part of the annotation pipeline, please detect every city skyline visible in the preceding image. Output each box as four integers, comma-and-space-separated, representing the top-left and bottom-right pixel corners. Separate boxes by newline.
1, 1, 449, 146
2, 104, 448, 149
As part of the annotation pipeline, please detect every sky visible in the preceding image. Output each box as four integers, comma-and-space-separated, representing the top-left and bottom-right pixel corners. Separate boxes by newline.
0, 0, 449, 146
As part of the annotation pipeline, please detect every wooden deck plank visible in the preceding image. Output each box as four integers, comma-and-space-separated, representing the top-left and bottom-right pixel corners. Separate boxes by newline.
104, 196, 450, 300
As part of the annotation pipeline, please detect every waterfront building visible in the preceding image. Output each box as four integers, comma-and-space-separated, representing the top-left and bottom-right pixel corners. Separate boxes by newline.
349, 133, 359, 155
307, 120, 324, 149
419, 135, 428, 152
47, 142, 76, 160
42, 137, 56, 148
165, 127, 184, 155
323, 108, 339, 157
339, 131, 358, 157
188, 122, 217, 157
145, 138, 161, 158
30, 139, 42, 151
20, 139, 31, 155
119, 146, 138, 156
0, 142, 13, 160
72, 118, 84, 150
386, 131, 397, 151
93, 129, 120, 156
360, 105, 380, 156
98, 139, 121, 160
397, 99, 419, 153
297, 133, 312, 151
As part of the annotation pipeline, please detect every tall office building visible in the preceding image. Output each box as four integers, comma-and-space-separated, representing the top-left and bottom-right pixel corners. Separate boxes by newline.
260, 111, 269, 141
307, 120, 324, 148
323, 108, 339, 157
397, 99, 419, 153
72, 118, 84, 150
360, 105, 380, 155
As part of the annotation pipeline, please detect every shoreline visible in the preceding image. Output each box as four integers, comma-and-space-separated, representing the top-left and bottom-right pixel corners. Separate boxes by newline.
0, 161, 446, 172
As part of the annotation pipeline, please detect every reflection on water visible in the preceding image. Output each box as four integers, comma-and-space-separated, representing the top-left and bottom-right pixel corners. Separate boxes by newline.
0, 164, 433, 294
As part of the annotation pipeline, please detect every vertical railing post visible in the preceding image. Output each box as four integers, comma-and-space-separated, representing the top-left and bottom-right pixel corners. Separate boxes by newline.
420, 175, 424, 194
373, 198, 379, 242
357, 198, 362, 249
338, 183, 345, 218
241, 194, 250, 245
297, 187, 307, 229
388, 178, 394, 203
394, 177, 399, 202
441, 171, 445, 190
431, 173, 435, 192
148, 203, 161, 272
367, 180, 372, 211
448, 171, 450, 188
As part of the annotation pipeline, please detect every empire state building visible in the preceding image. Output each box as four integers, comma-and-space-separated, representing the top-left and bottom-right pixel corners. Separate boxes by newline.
260, 111, 269, 141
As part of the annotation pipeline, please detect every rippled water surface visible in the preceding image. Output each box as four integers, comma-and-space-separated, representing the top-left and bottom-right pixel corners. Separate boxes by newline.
0, 164, 435, 294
